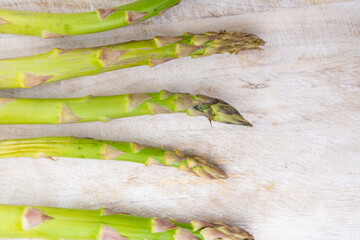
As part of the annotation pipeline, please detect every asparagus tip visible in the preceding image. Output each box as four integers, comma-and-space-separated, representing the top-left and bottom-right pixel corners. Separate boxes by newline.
204, 30, 265, 55
192, 95, 252, 126
210, 101, 253, 126
192, 220, 255, 240
179, 156, 228, 179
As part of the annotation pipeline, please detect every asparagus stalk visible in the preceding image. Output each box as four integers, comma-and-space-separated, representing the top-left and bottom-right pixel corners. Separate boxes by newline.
0, 136, 227, 179
0, 0, 182, 38
0, 90, 252, 126
0, 204, 254, 240
0, 31, 265, 89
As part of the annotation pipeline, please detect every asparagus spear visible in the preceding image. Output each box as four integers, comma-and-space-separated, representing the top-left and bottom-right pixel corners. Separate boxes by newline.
0, 31, 265, 89
0, 90, 252, 126
0, 136, 227, 179
0, 204, 254, 240
0, 0, 182, 38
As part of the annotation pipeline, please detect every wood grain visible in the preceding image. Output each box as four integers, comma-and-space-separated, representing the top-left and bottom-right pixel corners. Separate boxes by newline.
0, 1, 359, 240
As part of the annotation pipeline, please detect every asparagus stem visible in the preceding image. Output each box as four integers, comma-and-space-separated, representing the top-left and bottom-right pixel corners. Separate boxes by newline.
0, 204, 254, 240
0, 0, 182, 38
0, 136, 227, 179
0, 31, 265, 89
0, 90, 252, 126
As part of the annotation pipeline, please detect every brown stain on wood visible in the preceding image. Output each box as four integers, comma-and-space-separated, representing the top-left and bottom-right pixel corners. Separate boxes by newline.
267, 182, 275, 190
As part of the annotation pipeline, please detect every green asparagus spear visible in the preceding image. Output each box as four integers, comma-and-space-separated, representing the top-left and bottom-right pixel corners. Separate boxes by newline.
0, 204, 254, 240
0, 136, 227, 179
0, 31, 265, 89
0, 0, 182, 38
0, 90, 252, 126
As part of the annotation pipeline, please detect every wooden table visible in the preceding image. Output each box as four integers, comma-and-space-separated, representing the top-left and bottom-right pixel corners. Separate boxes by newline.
0, 1, 359, 239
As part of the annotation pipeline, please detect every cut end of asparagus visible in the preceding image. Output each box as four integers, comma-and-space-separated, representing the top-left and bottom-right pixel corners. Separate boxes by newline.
190, 95, 252, 126
192, 221, 254, 240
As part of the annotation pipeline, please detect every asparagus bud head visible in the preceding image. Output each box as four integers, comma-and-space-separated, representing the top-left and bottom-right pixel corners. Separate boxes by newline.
190, 94, 252, 126
192, 220, 255, 240
189, 31, 265, 57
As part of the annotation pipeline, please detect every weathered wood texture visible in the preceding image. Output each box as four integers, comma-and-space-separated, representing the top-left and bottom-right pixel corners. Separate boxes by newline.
0, 1, 359, 240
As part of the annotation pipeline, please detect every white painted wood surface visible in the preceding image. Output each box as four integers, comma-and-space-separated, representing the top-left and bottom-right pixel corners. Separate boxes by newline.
0, 1, 360, 240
